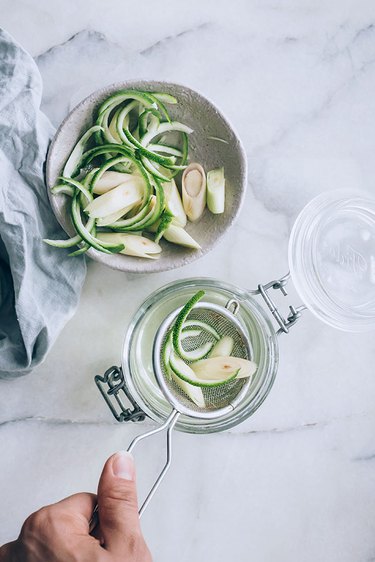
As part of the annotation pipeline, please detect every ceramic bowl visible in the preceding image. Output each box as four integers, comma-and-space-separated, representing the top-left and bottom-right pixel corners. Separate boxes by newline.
46, 80, 247, 273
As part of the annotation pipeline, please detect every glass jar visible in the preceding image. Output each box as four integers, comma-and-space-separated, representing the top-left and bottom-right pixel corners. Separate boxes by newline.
122, 278, 279, 433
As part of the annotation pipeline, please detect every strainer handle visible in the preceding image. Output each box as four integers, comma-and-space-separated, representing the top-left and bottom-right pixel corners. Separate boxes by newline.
89, 409, 180, 532
128, 409, 180, 516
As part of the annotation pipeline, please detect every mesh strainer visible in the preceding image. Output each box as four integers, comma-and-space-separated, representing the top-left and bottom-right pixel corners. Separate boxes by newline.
127, 297, 252, 515
153, 301, 251, 418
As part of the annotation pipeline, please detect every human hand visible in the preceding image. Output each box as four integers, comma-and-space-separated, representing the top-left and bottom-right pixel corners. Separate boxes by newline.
0, 452, 152, 562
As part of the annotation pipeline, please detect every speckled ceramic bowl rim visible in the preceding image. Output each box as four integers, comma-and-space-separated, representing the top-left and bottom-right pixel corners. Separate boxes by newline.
46, 80, 248, 273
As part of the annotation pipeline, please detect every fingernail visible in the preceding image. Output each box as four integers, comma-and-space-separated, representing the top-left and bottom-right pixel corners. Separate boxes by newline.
112, 451, 134, 480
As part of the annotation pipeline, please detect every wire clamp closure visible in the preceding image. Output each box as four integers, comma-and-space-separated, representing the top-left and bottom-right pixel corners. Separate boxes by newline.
250, 272, 306, 335
95, 366, 146, 422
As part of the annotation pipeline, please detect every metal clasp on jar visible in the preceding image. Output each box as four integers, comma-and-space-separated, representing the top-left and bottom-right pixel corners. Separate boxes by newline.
95, 366, 146, 422
249, 272, 306, 335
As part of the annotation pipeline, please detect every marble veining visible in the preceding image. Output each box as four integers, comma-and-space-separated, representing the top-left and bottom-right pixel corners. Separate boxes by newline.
1, 2, 375, 561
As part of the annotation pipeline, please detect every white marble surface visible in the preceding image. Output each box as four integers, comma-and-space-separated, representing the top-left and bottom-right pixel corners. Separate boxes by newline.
1, 2, 375, 560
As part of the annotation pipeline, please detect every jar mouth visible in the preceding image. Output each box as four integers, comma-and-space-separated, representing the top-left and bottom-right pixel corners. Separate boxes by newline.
122, 278, 279, 434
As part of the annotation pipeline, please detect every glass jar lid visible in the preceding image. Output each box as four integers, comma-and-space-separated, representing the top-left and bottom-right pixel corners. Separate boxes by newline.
288, 190, 375, 332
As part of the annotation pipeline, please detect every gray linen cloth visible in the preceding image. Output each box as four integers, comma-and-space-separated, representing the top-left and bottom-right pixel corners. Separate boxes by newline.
0, 29, 86, 379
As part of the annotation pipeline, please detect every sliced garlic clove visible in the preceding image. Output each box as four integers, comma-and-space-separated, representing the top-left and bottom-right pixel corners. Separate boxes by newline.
164, 179, 187, 227
163, 225, 201, 250
191, 356, 257, 380
171, 371, 205, 408
207, 167, 225, 214
209, 336, 234, 358
121, 235, 161, 257
97, 233, 162, 259
181, 163, 207, 222
93, 172, 142, 194
85, 181, 144, 218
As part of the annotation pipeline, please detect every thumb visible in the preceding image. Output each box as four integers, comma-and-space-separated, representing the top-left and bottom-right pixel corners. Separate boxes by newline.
97, 451, 140, 554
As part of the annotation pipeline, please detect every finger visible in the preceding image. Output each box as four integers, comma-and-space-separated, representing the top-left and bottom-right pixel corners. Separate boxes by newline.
55, 492, 97, 527
97, 451, 141, 554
